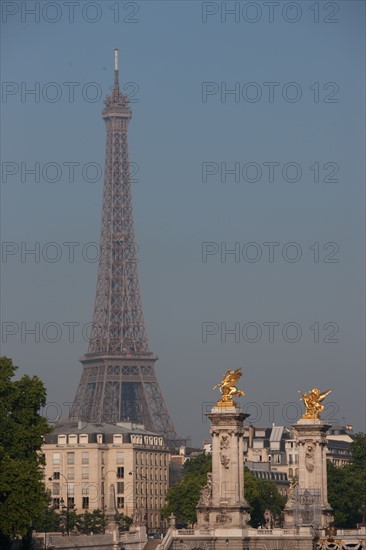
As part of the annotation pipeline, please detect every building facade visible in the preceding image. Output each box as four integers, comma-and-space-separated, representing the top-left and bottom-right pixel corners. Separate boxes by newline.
243, 424, 353, 487
42, 421, 170, 531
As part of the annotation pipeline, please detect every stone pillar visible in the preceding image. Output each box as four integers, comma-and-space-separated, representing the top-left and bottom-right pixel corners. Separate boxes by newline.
168, 513, 176, 528
284, 419, 333, 529
105, 483, 118, 534
196, 404, 251, 529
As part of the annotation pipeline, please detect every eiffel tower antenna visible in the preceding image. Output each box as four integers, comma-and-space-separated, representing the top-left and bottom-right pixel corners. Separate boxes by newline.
71, 50, 184, 447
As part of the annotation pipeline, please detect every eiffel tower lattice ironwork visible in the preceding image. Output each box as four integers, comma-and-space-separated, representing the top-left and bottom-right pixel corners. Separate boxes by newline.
71, 50, 182, 446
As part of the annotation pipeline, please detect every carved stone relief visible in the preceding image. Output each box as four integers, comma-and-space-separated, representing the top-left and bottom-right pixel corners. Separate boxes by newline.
220, 454, 230, 469
215, 512, 232, 526
305, 444, 315, 472
220, 435, 230, 449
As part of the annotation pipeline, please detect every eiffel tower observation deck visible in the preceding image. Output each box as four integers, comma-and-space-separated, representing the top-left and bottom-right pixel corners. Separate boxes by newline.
71, 50, 182, 447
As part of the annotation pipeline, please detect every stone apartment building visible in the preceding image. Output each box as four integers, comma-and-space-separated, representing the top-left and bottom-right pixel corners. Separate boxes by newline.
42, 420, 170, 531
243, 424, 353, 493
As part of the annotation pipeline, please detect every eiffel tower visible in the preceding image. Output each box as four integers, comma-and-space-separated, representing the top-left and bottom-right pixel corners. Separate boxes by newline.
71, 50, 182, 447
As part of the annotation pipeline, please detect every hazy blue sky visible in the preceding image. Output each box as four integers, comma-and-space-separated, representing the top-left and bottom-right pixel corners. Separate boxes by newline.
1, 0, 365, 445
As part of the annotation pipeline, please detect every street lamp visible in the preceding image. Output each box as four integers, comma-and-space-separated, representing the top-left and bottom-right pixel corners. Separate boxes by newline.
359, 504, 366, 526
48, 473, 71, 536
269, 491, 274, 528
129, 471, 148, 533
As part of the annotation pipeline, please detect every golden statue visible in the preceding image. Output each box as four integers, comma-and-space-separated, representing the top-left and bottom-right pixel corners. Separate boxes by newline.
299, 387, 333, 420
213, 369, 245, 407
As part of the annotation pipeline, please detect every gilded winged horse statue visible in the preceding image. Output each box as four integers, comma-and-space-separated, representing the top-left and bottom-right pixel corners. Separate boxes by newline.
213, 368, 245, 407
299, 387, 333, 420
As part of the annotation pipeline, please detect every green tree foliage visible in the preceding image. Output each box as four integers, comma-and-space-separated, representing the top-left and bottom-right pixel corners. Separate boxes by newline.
349, 433, 366, 474
161, 454, 212, 524
59, 508, 79, 534
244, 467, 286, 527
33, 507, 61, 532
32, 493, 61, 532
115, 512, 133, 531
182, 454, 212, 477
0, 357, 51, 549
34, 506, 131, 535
78, 509, 106, 534
327, 433, 366, 528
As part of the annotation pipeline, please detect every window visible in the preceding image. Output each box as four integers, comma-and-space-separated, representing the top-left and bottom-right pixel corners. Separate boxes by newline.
53, 483, 60, 495
82, 452, 89, 464
69, 434, 77, 445
82, 497, 89, 509
113, 434, 122, 445
53, 471, 60, 480
82, 467, 89, 480
58, 435, 66, 445
97, 434, 103, 444
117, 467, 124, 479
80, 434, 88, 444
101, 452, 105, 464
53, 453, 60, 465
68, 483, 74, 495
117, 452, 124, 464
67, 468, 75, 480
82, 484, 89, 496
117, 497, 124, 508
289, 454, 293, 464
117, 482, 124, 494
67, 452, 75, 465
